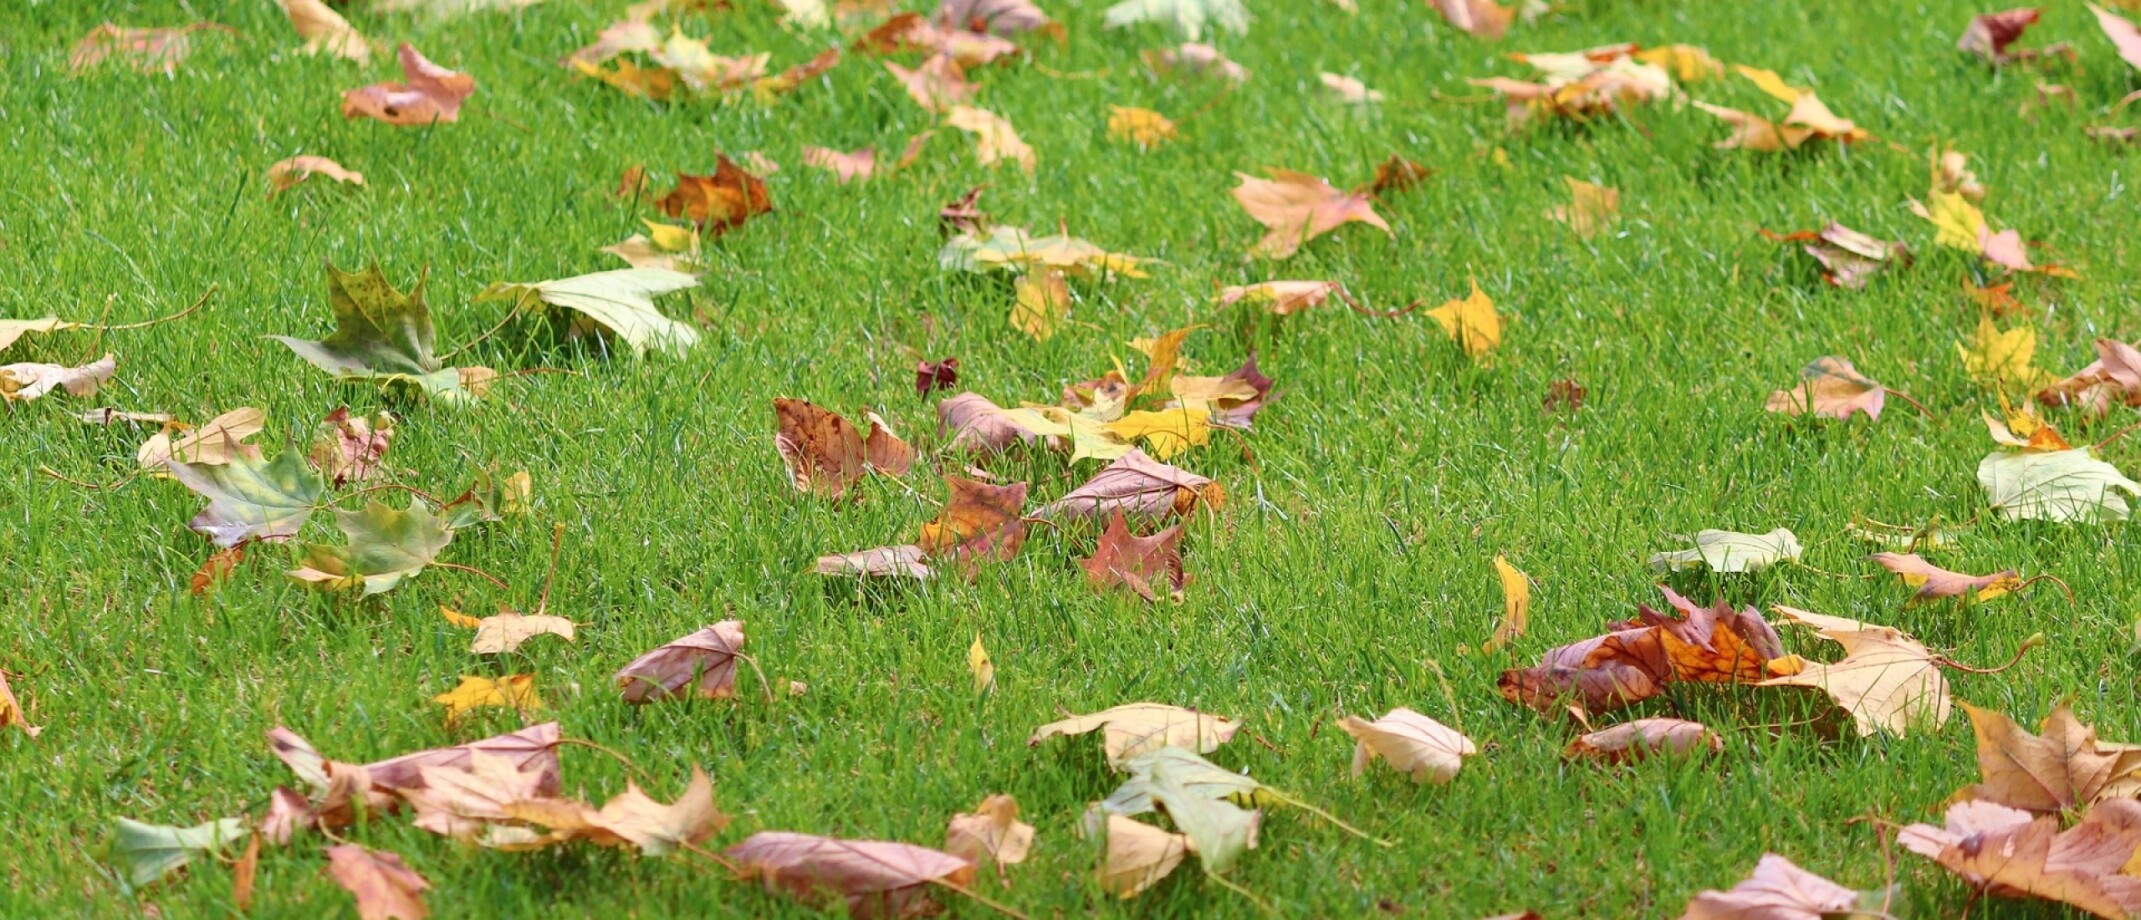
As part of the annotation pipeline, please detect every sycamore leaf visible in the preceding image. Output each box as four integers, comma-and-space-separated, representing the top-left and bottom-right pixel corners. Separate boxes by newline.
168, 451, 325, 547
1567, 718, 1722, 764
1759, 618, 1950, 737
1099, 815, 1190, 898
2037, 337, 2141, 417
440, 468, 531, 531
1986, 405, 2073, 451
1143, 42, 1249, 82
467, 611, 576, 654
0, 669, 38, 738
1960, 8, 2058, 64
136, 408, 264, 470
1011, 268, 1073, 341
1426, 280, 1502, 359
1339, 708, 1475, 784
283, 0, 372, 61
1680, 853, 1867, 920
945, 794, 1033, 871
325, 845, 431, 920
1082, 510, 1186, 602
343, 44, 476, 126
1648, 528, 1802, 573
309, 407, 394, 486
1978, 448, 2141, 522
111, 817, 247, 888
945, 105, 1036, 173
1470, 51, 1671, 126
994, 405, 1134, 462
268, 156, 364, 196
815, 544, 934, 579
273, 263, 491, 404
398, 751, 552, 840
1546, 177, 1619, 237
1117, 773, 1259, 877
0, 316, 82, 353
475, 268, 700, 357
1955, 701, 2141, 813
271, 722, 563, 804
70, 23, 232, 75
1900, 799, 2141, 919
648, 31, 769, 92
288, 500, 454, 597
0, 354, 115, 401
615, 621, 745, 703
1232, 168, 1391, 259
939, 225, 1148, 278
918, 476, 1028, 565
1167, 354, 1274, 429
1635, 44, 1723, 81
803, 145, 876, 183
1103, 0, 1247, 40
969, 634, 995, 692
1762, 223, 1910, 289
1037, 449, 1223, 520
886, 55, 973, 111
1764, 356, 1886, 420
1216, 280, 1343, 315
1957, 315, 2048, 389
432, 674, 542, 721
1107, 106, 1179, 146
506, 766, 726, 856
1501, 588, 1795, 714
2093, 4, 2141, 72
1030, 702, 1240, 766
1102, 407, 1211, 459
724, 832, 976, 918
1869, 552, 2019, 602
1482, 555, 1530, 653
657, 155, 773, 233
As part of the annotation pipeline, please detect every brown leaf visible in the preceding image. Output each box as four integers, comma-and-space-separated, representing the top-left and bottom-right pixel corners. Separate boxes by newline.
1030, 702, 1239, 765
886, 54, 974, 111
1761, 223, 1910, 288
1901, 799, 2141, 919
1960, 8, 2047, 63
136, 407, 265, 470
261, 786, 315, 845
614, 621, 746, 703
2037, 338, 2141, 417
1679, 853, 1863, 920
1216, 280, 1344, 315
325, 845, 430, 920
508, 765, 727, 855
915, 358, 959, 398
944, 794, 1034, 873
938, 187, 988, 234
917, 476, 1027, 564
938, 392, 1046, 454
1869, 553, 2019, 602
1545, 177, 1619, 237
658, 155, 773, 234
72, 23, 233, 75
1567, 718, 1722, 763
283, 0, 372, 61
342, 44, 476, 126
0, 353, 116, 402
1428, 0, 1514, 39
1543, 378, 1585, 412
725, 832, 976, 918
268, 156, 365, 196
1366, 155, 1433, 195
270, 722, 563, 806
755, 48, 843, 96
309, 407, 394, 487
1098, 815, 1189, 898
1340, 707, 1476, 783
1232, 169, 1392, 259
1081, 510, 1186, 602
815, 544, 935, 579
189, 544, 248, 595
0, 669, 40, 738
1759, 611, 1950, 737
398, 751, 553, 840
803, 146, 877, 183
467, 610, 576, 654
232, 832, 260, 910
774, 398, 914, 498
1764, 356, 1886, 420
1142, 42, 1248, 83
1037, 449, 1222, 520
935, 0, 1055, 36
1167, 353, 1275, 429
1954, 702, 2141, 813
1500, 587, 1792, 714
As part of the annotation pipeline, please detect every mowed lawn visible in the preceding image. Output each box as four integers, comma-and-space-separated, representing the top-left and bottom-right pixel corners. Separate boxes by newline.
5, 0, 2141, 915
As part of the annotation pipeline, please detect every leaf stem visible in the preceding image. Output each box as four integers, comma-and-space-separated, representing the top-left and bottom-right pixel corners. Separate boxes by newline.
433, 561, 510, 590
1936, 633, 2043, 674
1260, 788, 1393, 847
678, 838, 741, 874
535, 521, 566, 615
733, 652, 777, 705
439, 289, 535, 363
325, 482, 447, 509
2093, 416, 2141, 451
1881, 387, 1936, 420
90, 284, 217, 331
37, 466, 137, 491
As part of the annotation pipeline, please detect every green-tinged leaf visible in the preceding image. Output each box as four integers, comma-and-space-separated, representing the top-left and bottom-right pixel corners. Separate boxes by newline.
1648, 528, 1803, 573
1096, 747, 1382, 844
167, 451, 325, 547
1978, 449, 2141, 522
289, 500, 454, 597
476, 268, 701, 357
441, 469, 531, 530
1103, 0, 1249, 40
1141, 773, 1258, 874
271, 263, 492, 404
938, 226, 1149, 278
111, 817, 247, 888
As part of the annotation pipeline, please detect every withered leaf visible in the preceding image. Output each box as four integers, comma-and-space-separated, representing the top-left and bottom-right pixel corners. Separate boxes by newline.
268, 156, 365, 196
1869, 552, 2019, 602
466, 610, 577, 655
1679, 853, 1866, 920
939, 392, 1047, 455
1764, 356, 1886, 420
431, 674, 541, 721
918, 476, 1027, 564
270, 722, 563, 804
815, 544, 934, 579
886, 54, 973, 111
0, 354, 115, 402
1216, 280, 1343, 315
1760, 609, 1950, 737
774, 398, 914, 498
0, 669, 39, 738
1546, 177, 1619, 238
2037, 337, 2141, 417
309, 407, 394, 487
803, 145, 877, 183
343, 45, 476, 126
1031, 702, 1240, 766
1143, 42, 1248, 82
725, 832, 976, 918
1232, 168, 1392, 259
945, 105, 1036, 172
283, 0, 372, 61
1500, 588, 1794, 714
1900, 799, 2141, 919
137, 407, 265, 470
1167, 354, 1274, 429
614, 621, 746, 703
1482, 554, 1530, 654
1566, 718, 1722, 764
945, 794, 1033, 872
1954, 701, 2141, 813
71, 23, 234, 75
1339, 707, 1475, 784
506, 765, 726, 856
1098, 814, 1190, 898
1037, 449, 1222, 521
1082, 510, 1186, 602
325, 845, 430, 920
1761, 223, 1909, 288
915, 357, 959, 398
658, 155, 773, 233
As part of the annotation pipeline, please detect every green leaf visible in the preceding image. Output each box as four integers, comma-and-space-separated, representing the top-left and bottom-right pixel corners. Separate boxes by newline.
166, 451, 325, 547
441, 468, 531, 531
1096, 747, 1383, 845
1102, 0, 1249, 40
477, 268, 701, 358
1979, 449, 2141, 522
289, 500, 454, 597
111, 817, 247, 889
1142, 773, 1258, 875
1648, 528, 1803, 573
271, 263, 491, 404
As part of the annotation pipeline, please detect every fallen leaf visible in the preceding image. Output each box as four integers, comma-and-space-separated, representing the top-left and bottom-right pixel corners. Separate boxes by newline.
945, 794, 1033, 871
1501, 588, 1795, 714
0, 317, 83, 354
939, 392, 1050, 455
1102, 0, 1248, 40
1762, 223, 1910, 288
1470, 51, 1671, 125
1985, 405, 2072, 451
189, 545, 248, 594
1648, 528, 1802, 573
614, 621, 746, 703
936, 0, 1055, 35
1426, 279, 1503, 359
1090, 750, 1262, 875
968, 635, 995, 692
939, 187, 987, 234
886, 54, 973, 111
1482, 555, 1530, 653
283, 0, 372, 61
232, 833, 259, 910
507, 765, 726, 855
945, 105, 1036, 172
1955, 702, 2141, 814
272, 723, 563, 805
343, 44, 476, 126
273, 263, 492, 404
773, 398, 913, 498
1143, 42, 1248, 82
72, 23, 233, 75
1546, 177, 1618, 237
467, 611, 576, 655
1366, 154, 1433, 195
1759, 619, 1949, 736
1030, 702, 1240, 766
1900, 799, 2141, 919
1167, 354, 1274, 429
136, 407, 265, 470
309, 407, 394, 487
563, 19, 661, 66
657, 155, 773, 234
397, 751, 552, 840
2037, 337, 2141, 416
288, 500, 454, 597
1869, 552, 2020, 602
1101, 407, 1211, 460
1232, 168, 1392, 259
1010, 268, 1073, 341
475, 268, 701, 357
1960, 8, 2049, 63
1318, 72, 1383, 104
325, 845, 431, 920
166, 451, 325, 547
1107, 105, 1179, 146
1958, 315, 2049, 389
1340, 708, 1475, 784
1764, 356, 1886, 420
725, 832, 976, 917
915, 358, 959, 399
1099, 814, 1190, 897
1567, 718, 1722, 763
918, 476, 1028, 564
1979, 448, 2141, 522
2093, 3, 2141, 72
1216, 280, 1343, 315
431, 674, 542, 721
815, 544, 934, 579
1544, 378, 1586, 412
572, 57, 682, 100
0, 354, 115, 401
0, 670, 40, 738
260, 787, 315, 845
1635, 44, 1723, 81
939, 225, 1148, 277
1679, 853, 1866, 920
803, 145, 876, 183
647, 32, 769, 92
1037, 449, 1223, 520
111, 818, 247, 888
268, 156, 364, 196
1082, 510, 1187, 602
1429, 0, 1514, 38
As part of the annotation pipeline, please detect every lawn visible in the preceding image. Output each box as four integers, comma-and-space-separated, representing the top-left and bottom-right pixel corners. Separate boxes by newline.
5, 0, 2141, 916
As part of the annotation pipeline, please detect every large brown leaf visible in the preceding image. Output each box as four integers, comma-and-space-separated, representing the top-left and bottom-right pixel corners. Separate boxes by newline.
774, 398, 914, 498
270, 722, 563, 804
1901, 799, 2141, 918
1567, 718, 1722, 764
325, 845, 431, 920
1036, 450, 1222, 520
1081, 510, 1185, 601
342, 44, 476, 126
1759, 610, 1950, 737
613, 621, 746, 703
1679, 853, 1864, 920
725, 831, 976, 918
1500, 588, 1793, 714
917, 476, 1027, 564
944, 794, 1033, 874
1955, 702, 2141, 813
658, 155, 773, 234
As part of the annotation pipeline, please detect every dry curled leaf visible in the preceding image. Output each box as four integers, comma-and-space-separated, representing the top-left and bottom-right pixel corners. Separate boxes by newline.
886, 54, 973, 111
1868, 553, 2019, 602
944, 794, 1033, 872
325, 845, 430, 920
269, 156, 365, 196
815, 544, 934, 580
1900, 799, 2141, 919
1760, 224, 1909, 289
0, 354, 115, 402
1648, 528, 1802, 573
1482, 554, 1530, 653
284, 0, 372, 61
774, 398, 914, 498
1082, 510, 1186, 602
1567, 718, 1722, 763
0, 669, 39, 738
1099, 814, 1190, 898
343, 45, 476, 126
137, 407, 265, 470
658, 155, 773, 234
2037, 338, 2141, 417
1953, 701, 2141, 813
1764, 356, 1885, 420
945, 105, 1036, 173
918, 476, 1027, 565
1030, 702, 1239, 766
1679, 853, 1867, 920
1037, 450, 1222, 521
310, 407, 394, 486
1760, 610, 1950, 737
1500, 588, 1795, 715
1340, 707, 1476, 784
614, 621, 746, 703
725, 832, 976, 918
466, 610, 577, 654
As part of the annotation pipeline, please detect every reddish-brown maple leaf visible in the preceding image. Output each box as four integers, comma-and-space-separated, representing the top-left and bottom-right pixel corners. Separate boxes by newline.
1081, 510, 1186, 601
614, 621, 746, 703
342, 44, 476, 126
657, 155, 773, 234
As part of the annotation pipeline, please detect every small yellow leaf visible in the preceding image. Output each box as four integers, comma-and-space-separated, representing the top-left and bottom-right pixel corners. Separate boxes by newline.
969, 634, 995, 693
1925, 190, 1987, 252
432, 674, 542, 722
1106, 106, 1177, 148
1426, 279, 1503, 359
1010, 269, 1071, 342
440, 605, 483, 629
642, 219, 698, 253
1103, 407, 1212, 459
1733, 64, 1805, 104
1483, 555, 1530, 654
1957, 316, 2048, 389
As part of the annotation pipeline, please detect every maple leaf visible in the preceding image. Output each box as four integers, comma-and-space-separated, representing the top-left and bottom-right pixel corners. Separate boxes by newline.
1759, 613, 1950, 737
432, 674, 542, 721
1648, 528, 1802, 573
1167, 354, 1274, 429
1869, 552, 2020, 603
1037, 449, 1223, 521
1546, 177, 1619, 237
309, 407, 394, 487
1985, 404, 2072, 451
268, 156, 364, 196
283, 0, 372, 61
1338, 708, 1476, 784
1144, 42, 1248, 82
1636, 44, 1723, 81
1365, 154, 1434, 195
724, 832, 976, 917
0, 669, 36, 738
135, 409, 264, 471
938, 187, 988, 234
1092, 754, 1261, 877
945, 794, 1033, 874
167, 451, 324, 547
1232, 168, 1391, 259
572, 57, 682, 100
935, 0, 1055, 36
564, 19, 661, 68
886, 54, 973, 111
1319, 72, 1383, 104
815, 544, 934, 579
1426, 280, 1503, 359
476, 268, 701, 358
1679, 853, 1870, 920
803, 145, 877, 183
1469, 50, 1672, 125
343, 44, 477, 126
1482, 554, 1530, 654
1901, 799, 2141, 918
1103, 407, 1212, 459
649, 31, 769, 92
1217, 280, 1343, 315
1955, 702, 2141, 814
0, 353, 115, 402
464, 610, 576, 654
938, 392, 1049, 455
439, 468, 532, 531
657, 156, 773, 233
1103, 0, 1248, 40
2038, 337, 2141, 416
289, 500, 454, 597
940, 225, 1149, 278
398, 751, 552, 840
1764, 356, 1886, 420
2094, 4, 2141, 73
1031, 703, 1240, 766
915, 357, 959, 398
1010, 268, 1073, 342
1761, 223, 1909, 288
1957, 315, 2048, 389
1081, 510, 1187, 602
945, 105, 1036, 172
272, 723, 563, 807
615, 622, 746, 702
1960, 8, 2065, 64
1107, 106, 1179, 147
0, 316, 82, 353
507, 765, 727, 855
111, 817, 247, 888
1099, 814, 1191, 897
326, 845, 431, 920
71, 23, 233, 76
274, 263, 492, 404
1978, 448, 2141, 522
1567, 718, 1722, 764
773, 398, 912, 498
918, 476, 1028, 565
1500, 588, 1795, 714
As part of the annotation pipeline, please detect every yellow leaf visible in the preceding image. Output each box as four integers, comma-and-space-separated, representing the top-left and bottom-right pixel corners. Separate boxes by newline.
1957, 316, 2048, 389
432, 674, 542, 722
1925, 190, 1987, 252
1482, 555, 1530, 653
1106, 106, 1177, 148
439, 605, 483, 629
1131, 325, 1200, 397
1426, 279, 1503, 359
945, 106, 1036, 173
1103, 407, 1211, 459
968, 635, 995, 693
1010, 269, 1071, 342
1635, 44, 1723, 82
1733, 64, 1804, 104
642, 219, 698, 252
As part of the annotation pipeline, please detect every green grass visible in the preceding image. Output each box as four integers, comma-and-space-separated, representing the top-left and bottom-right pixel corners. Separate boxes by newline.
5, 0, 2141, 916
